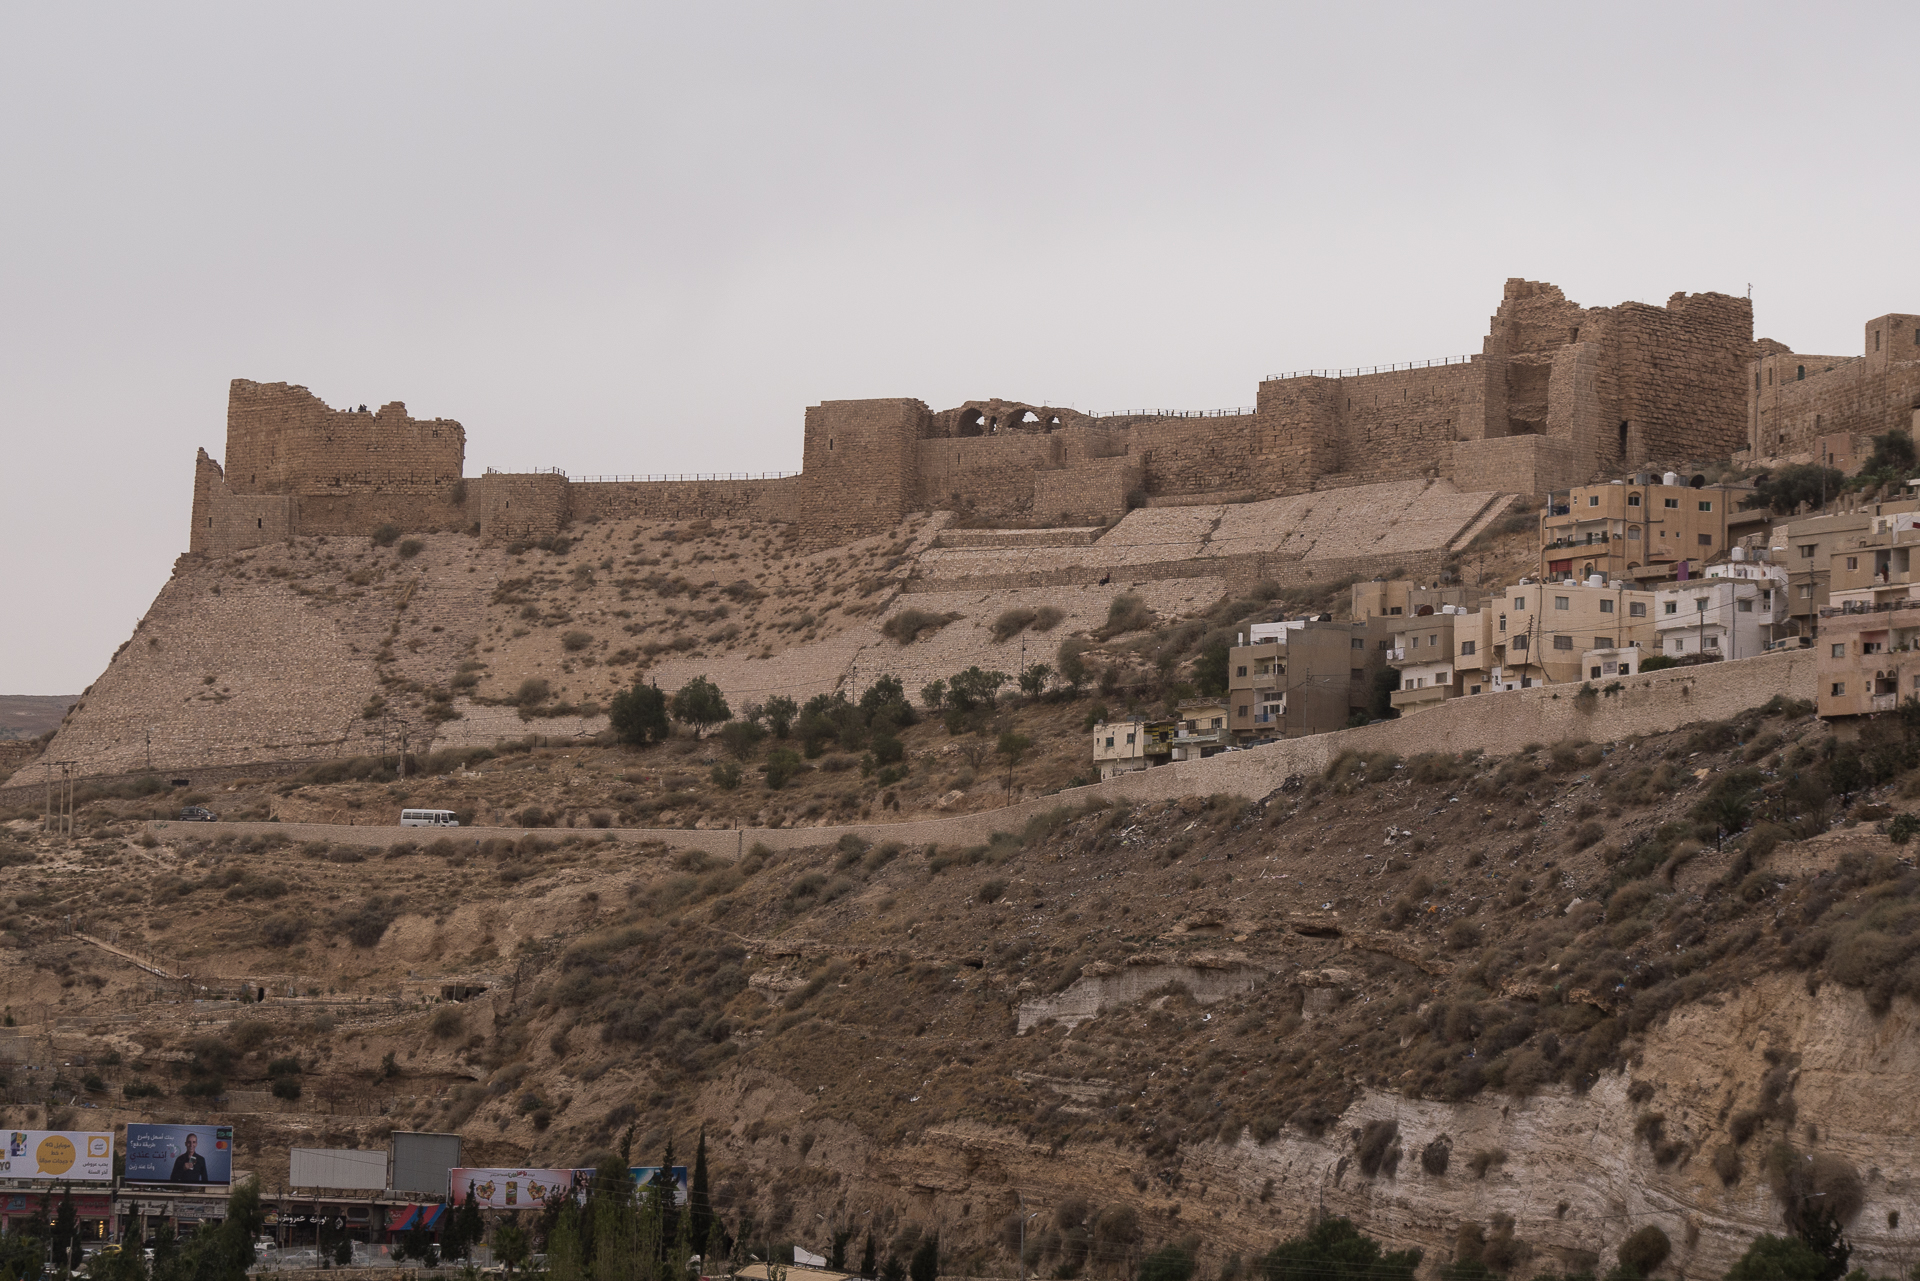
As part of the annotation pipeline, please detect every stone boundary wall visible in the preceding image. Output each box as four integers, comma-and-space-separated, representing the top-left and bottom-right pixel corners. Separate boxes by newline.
161, 648, 1817, 857
934, 528, 1102, 549
569, 475, 803, 525
0, 759, 311, 808
901, 547, 1451, 599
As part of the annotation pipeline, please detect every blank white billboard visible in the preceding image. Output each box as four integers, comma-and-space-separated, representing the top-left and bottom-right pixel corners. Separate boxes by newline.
290, 1148, 387, 1190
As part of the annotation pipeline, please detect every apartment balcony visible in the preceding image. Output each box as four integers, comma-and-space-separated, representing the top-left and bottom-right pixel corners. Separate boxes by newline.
1874, 693, 1898, 713
1390, 684, 1452, 712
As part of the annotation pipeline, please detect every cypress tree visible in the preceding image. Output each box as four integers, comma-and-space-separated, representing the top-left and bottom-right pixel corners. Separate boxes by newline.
689, 1128, 712, 1254
547, 1201, 586, 1281
861, 1233, 876, 1278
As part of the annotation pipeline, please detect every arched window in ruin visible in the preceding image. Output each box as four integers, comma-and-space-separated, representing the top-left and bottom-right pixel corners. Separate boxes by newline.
956, 409, 983, 437
1046, 415, 1061, 428
1016, 410, 1040, 429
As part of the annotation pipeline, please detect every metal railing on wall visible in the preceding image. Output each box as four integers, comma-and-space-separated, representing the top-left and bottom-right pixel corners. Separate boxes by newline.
1088, 406, 1255, 420
478, 469, 798, 482
570, 471, 799, 483
1264, 354, 1479, 381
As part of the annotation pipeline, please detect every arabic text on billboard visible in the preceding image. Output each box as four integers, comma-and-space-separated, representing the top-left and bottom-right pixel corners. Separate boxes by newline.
0, 1132, 113, 1182
124, 1124, 234, 1185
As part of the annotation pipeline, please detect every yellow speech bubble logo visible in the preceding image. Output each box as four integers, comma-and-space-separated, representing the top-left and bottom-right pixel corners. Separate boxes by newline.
36, 1135, 76, 1176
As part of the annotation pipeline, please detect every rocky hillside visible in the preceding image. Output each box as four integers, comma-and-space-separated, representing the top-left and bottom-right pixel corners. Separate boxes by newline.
7, 695, 1920, 1279
33, 482, 1528, 782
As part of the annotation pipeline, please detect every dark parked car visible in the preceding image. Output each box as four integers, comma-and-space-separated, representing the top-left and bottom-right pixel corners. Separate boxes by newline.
178, 806, 218, 822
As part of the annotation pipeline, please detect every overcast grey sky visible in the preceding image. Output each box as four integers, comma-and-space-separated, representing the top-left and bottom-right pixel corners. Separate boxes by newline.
4, 2, 1916, 693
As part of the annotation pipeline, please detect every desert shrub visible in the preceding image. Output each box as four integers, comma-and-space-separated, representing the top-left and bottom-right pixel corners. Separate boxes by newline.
1099, 593, 1155, 638
1355, 1119, 1400, 1177
397, 539, 424, 559
1138, 1245, 1194, 1281
430, 1006, 465, 1039
1421, 1137, 1451, 1176
1033, 605, 1066, 631
1616, 1227, 1670, 1276
720, 719, 767, 760
764, 748, 805, 789
977, 878, 1008, 905
371, 523, 400, 547
561, 630, 593, 652
1467, 1148, 1506, 1178
1446, 919, 1483, 950
1408, 752, 1462, 784
261, 913, 307, 947
331, 897, 399, 948
710, 761, 742, 790
271, 1075, 303, 1100
123, 1080, 163, 1100
1713, 1144, 1743, 1185
516, 677, 553, 707
991, 608, 1039, 642
1324, 750, 1400, 792
881, 609, 961, 644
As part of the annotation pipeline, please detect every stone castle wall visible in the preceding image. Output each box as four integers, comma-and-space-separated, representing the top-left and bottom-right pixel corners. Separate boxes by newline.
1748, 314, 1920, 459
183, 279, 1784, 561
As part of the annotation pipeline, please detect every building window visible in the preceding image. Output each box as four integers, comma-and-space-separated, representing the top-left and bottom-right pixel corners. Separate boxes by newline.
1738, 599, 1753, 612
1511, 635, 1529, 650
1595, 637, 1614, 648
1832, 643, 1846, 657
1408, 635, 1419, 648
1592, 666, 1603, 679
1847, 557, 1858, 570
1553, 635, 1573, 650
1350, 638, 1363, 649
1762, 590, 1772, 605
1628, 493, 1643, 507
1388, 606, 1403, 615
1460, 640, 1476, 655
1236, 706, 1248, 718
1554, 596, 1570, 610
1235, 666, 1247, 677
1706, 636, 1720, 648
1588, 494, 1600, 506
1514, 596, 1526, 610
1498, 613, 1507, 632
1797, 365, 1805, 380
1470, 684, 1482, 694
1628, 526, 1640, 540
1698, 533, 1713, 545
1664, 497, 1680, 509
1800, 585, 1814, 598
1664, 601, 1679, 615
1799, 545, 1815, 558
1104, 737, 1115, 748
1350, 668, 1363, 681
1600, 599, 1615, 613
1670, 639, 1685, 653
1630, 601, 1647, 617
1698, 500, 1713, 512
1125, 733, 1135, 745
1832, 682, 1846, 696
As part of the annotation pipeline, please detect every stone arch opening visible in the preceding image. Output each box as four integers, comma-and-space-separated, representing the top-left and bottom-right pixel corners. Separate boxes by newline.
1015, 410, 1040, 428
956, 409, 983, 437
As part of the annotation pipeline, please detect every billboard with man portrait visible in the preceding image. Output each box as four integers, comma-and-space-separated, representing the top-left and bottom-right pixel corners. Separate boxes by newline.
124, 1124, 234, 1185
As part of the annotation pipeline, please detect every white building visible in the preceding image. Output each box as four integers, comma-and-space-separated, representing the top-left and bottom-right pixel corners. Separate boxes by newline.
1652, 557, 1788, 660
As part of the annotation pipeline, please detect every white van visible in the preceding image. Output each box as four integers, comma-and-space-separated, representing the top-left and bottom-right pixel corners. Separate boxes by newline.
399, 809, 461, 827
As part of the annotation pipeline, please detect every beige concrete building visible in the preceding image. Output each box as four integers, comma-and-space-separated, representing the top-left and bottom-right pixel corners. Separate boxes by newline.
1453, 579, 1658, 690
1768, 496, 1920, 636
1538, 474, 1763, 585
1171, 697, 1230, 761
1226, 617, 1396, 740
1351, 580, 1475, 621
1816, 601, 1920, 718
1091, 718, 1173, 781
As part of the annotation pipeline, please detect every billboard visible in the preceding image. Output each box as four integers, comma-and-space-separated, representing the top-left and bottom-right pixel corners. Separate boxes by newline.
391, 1132, 462, 1197
290, 1148, 387, 1190
0, 1131, 113, 1182
124, 1124, 234, 1185
448, 1168, 589, 1210
632, 1166, 689, 1206
445, 1167, 686, 1208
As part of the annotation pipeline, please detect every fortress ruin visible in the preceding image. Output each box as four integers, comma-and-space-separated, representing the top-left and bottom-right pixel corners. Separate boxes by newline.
187, 278, 1915, 558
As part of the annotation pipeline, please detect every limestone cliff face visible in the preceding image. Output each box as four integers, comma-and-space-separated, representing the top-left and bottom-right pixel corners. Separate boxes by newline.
683, 977, 1910, 1279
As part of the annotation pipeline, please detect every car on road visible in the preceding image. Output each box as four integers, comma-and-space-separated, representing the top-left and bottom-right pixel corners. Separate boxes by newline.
178, 806, 218, 821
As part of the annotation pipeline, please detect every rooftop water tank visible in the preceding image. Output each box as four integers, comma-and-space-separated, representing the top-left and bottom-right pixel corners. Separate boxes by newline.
1731, 546, 1747, 561
1588, 574, 1605, 587
1663, 471, 1682, 486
